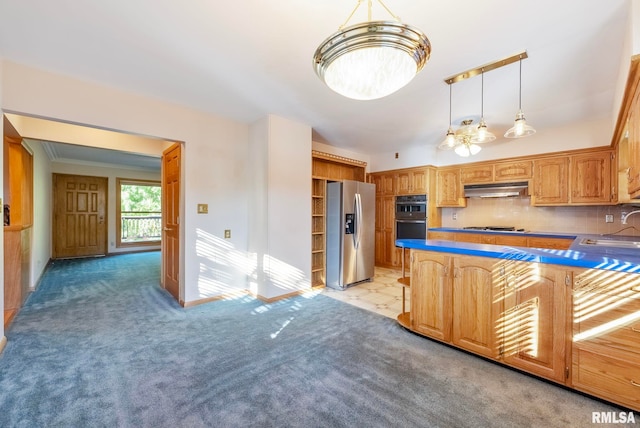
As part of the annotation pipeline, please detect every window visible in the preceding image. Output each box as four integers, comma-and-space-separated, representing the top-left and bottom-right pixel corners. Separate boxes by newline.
116, 178, 161, 247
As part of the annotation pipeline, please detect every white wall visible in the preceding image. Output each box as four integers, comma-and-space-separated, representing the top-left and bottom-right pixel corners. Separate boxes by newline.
49, 160, 161, 255
369, 117, 613, 171
247, 118, 269, 297
22, 140, 51, 288
249, 115, 312, 300
1, 60, 250, 305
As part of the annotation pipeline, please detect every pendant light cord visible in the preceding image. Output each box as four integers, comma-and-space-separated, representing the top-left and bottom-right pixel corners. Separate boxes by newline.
518, 58, 522, 110
448, 84, 452, 126
480, 69, 485, 118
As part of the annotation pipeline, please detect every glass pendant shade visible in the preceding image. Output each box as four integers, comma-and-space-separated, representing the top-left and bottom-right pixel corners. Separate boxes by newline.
505, 58, 535, 138
439, 127, 456, 149
505, 110, 536, 138
472, 118, 496, 143
314, 21, 431, 100
472, 71, 495, 144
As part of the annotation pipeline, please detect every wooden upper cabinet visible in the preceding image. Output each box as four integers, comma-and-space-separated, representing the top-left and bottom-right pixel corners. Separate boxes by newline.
370, 172, 396, 195
629, 97, 640, 196
370, 173, 384, 194
570, 150, 614, 204
460, 164, 493, 184
531, 157, 569, 205
312, 151, 366, 182
397, 168, 427, 195
494, 160, 532, 182
460, 160, 532, 185
436, 168, 466, 207
618, 56, 640, 198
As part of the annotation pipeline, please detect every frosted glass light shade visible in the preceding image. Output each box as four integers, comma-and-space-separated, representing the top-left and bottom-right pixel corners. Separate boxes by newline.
324, 47, 417, 100
314, 21, 431, 100
455, 143, 481, 157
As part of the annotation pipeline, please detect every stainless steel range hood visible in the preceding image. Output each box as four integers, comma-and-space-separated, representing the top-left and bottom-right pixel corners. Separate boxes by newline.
464, 181, 529, 198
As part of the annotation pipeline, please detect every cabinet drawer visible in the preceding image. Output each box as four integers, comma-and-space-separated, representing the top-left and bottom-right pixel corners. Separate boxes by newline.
574, 295, 640, 355
428, 231, 454, 240
572, 347, 640, 410
495, 235, 528, 247
479, 235, 496, 244
526, 237, 573, 249
455, 233, 483, 243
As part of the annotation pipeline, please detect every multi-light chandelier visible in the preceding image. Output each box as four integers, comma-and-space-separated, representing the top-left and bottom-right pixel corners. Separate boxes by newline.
438, 51, 535, 157
313, 0, 431, 101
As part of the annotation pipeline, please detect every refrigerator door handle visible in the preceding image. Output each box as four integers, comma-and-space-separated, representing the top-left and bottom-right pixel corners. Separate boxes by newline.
355, 193, 362, 249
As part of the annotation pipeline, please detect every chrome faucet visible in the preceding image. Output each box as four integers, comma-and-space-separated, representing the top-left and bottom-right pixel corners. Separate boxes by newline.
621, 210, 640, 224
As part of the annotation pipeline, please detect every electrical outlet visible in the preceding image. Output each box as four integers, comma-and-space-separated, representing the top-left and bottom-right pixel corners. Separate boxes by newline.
197, 203, 208, 214
622, 212, 628, 222
605, 214, 613, 223
452, 212, 457, 220
224, 229, 231, 239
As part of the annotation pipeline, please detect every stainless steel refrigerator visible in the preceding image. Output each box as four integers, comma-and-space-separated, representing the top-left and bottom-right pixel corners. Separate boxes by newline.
326, 180, 375, 290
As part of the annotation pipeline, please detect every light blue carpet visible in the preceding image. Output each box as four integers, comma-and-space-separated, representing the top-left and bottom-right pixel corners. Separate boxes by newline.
0, 252, 633, 427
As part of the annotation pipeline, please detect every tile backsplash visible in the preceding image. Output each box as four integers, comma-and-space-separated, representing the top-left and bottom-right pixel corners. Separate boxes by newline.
441, 197, 640, 236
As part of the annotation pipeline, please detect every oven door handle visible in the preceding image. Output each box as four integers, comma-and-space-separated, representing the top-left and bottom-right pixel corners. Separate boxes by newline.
395, 202, 427, 206
396, 219, 427, 223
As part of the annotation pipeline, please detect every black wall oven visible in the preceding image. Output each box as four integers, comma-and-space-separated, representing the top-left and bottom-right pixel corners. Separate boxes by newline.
395, 194, 427, 240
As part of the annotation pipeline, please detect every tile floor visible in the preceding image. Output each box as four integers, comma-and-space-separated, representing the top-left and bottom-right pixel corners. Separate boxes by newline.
322, 267, 410, 320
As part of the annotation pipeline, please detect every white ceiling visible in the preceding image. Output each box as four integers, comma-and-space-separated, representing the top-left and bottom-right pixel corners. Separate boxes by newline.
40, 140, 161, 171
0, 0, 631, 157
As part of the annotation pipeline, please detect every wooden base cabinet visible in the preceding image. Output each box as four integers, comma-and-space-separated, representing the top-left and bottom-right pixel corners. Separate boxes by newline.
410, 251, 452, 342
411, 252, 503, 358
405, 249, 640, 411
571, 269, 640, 410
452, 255, 502, 359
502, 262, 569, 383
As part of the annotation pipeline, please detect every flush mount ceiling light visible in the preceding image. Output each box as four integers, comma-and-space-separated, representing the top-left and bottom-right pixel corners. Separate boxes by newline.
313, 0, 431, 101
505, 54, 536, 138
438, 51, 532, 157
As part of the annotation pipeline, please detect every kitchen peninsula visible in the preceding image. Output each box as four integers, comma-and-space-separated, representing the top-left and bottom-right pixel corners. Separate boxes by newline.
395, 233, 640, 412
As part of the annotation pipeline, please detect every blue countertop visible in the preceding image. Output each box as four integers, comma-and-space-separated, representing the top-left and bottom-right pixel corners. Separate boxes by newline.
396, 234, 640, 273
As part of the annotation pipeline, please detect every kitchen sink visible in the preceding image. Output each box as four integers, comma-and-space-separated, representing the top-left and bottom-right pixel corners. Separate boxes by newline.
579, 238, 640, 249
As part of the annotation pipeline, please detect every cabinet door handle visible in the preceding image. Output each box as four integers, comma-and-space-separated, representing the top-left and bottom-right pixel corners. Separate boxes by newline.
632, 380, 640, 388
632, 327, 640, 333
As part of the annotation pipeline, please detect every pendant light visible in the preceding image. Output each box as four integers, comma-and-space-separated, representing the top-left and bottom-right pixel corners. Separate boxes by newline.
472, 69, 496, 144
313, 0, 431, 101
505, 56, 536, 138
438, 84, 456, 149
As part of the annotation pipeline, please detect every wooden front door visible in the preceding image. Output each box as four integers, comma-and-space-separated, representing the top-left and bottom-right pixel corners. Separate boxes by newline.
53, 174, 108, 258
162, 143, 181, 302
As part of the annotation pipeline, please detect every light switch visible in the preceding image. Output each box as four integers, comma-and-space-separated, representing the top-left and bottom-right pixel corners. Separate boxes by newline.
197, 204, 208, 214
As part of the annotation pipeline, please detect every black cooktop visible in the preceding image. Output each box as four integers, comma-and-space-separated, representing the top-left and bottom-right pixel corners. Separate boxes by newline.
463, 226, 518, 231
